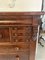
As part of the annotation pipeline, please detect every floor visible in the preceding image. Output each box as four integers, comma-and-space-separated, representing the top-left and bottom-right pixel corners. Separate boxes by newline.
36, 34, 45, 60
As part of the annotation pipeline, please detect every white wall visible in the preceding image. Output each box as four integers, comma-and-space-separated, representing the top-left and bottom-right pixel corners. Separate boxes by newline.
0, 0, 42, 12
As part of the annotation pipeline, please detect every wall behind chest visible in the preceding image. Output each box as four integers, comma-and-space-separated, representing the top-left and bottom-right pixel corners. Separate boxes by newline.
0, 0, 42, 12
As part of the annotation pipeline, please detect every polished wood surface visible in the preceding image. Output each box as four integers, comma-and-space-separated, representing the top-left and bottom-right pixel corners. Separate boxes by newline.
0, 12, 44, 60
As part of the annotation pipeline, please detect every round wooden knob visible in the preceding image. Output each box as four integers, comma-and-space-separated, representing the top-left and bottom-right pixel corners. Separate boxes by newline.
16, 55, 19, 60
14, 27, 17, 30
15, 33, 17, 36
16, 39, 18, 42
13, 33, 17, 36
15, 47, 20, 51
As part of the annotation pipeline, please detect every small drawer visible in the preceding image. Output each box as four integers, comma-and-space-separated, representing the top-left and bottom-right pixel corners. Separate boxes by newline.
11, 35, 31, 42
11, 26, 25, 30
0, 27, 10, 42
0, 42, 30, 53
11, 26, 32, 42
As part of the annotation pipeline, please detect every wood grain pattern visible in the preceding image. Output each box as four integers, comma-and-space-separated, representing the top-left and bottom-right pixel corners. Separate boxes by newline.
0, 12, 44, 60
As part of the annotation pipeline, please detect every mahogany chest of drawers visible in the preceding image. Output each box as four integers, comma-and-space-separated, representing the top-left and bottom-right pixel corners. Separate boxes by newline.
0, 12, 44, 60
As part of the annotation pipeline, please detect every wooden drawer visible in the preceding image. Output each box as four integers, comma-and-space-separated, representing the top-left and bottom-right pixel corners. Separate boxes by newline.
0, 44, 29, 60
0, 27, 10, 42
11, 26, 32, 42
0, 42, 30, 54
0, 51, 29, 60
0, 26, 32, 42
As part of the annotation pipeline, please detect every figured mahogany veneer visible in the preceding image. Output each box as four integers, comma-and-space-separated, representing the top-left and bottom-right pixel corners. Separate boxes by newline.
0, 12, 44, 60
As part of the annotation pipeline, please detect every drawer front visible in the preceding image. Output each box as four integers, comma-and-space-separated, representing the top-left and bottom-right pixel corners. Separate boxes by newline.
0, 52, 29, 60
0, 26, 32, 42
11, 26, 32, 42
0, 42, 29, 52
0, 42, 30, 58
13, 51, 29, 60
0, 27, 10, 42
0, 42, 30, 60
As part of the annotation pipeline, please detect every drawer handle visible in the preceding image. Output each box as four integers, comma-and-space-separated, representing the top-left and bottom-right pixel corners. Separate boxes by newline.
15, 47, 20, 51
16, 55, 19, 60
15, 34, 17, 36
13, 33, 17, 36
14, 28, 17, 30
12, 27, 17, 30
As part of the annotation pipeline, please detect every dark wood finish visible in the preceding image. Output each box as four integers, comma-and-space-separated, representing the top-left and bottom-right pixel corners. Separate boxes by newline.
0, 12, 44, 60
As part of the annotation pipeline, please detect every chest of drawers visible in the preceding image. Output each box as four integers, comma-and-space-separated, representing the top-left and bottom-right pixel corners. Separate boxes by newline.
0, 12, 44, 60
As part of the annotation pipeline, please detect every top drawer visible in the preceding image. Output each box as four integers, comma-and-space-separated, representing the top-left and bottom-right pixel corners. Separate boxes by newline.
0, 25, 32, 42
0, 18, 32, 25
